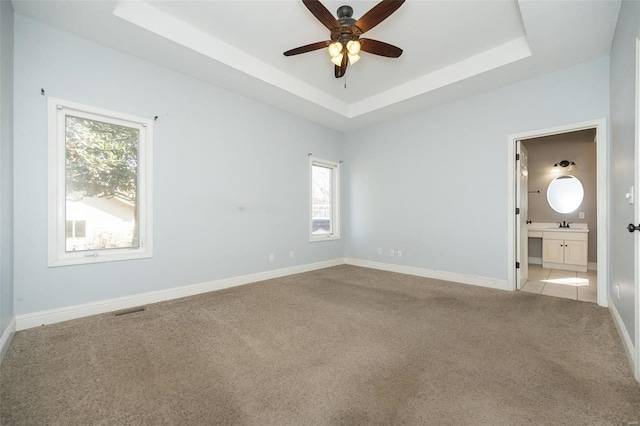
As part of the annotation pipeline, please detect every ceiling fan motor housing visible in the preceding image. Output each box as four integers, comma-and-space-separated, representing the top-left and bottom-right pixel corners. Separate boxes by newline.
331, 5, 361, 44
336, 5, 353, 18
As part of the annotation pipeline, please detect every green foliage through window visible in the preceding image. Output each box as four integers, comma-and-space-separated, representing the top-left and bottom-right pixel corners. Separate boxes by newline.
49, 98, 153, 266
65, 116, 139, 203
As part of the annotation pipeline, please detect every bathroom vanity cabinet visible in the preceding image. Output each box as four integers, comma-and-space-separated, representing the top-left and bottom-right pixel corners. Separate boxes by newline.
528, 225, 589, 272
541, 231, 588, 272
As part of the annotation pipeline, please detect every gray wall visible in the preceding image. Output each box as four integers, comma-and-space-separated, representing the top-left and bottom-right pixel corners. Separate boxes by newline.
610, 0, 640, 347
0, 0, 15, 350
524, 130, 598, 263
344, 57, 609, 281
13, 16, 344, 316
4, 12, 621, 328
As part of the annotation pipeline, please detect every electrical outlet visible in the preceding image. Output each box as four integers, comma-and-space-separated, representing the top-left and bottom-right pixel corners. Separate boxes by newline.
616, 284, 620, 299
269, 253, 275, 262
390, 249, 395, 257
289, 251, 294, 259
578, 212, 585, 219
397, 250, 402, 258
377, 248, 382, 255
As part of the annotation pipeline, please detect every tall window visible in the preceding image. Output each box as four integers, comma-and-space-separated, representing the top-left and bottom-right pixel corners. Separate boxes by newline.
310, 157, 340, 241
48, 98, 153, 266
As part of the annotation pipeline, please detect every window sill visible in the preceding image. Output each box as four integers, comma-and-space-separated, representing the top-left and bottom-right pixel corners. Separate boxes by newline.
310, 235, 341, 243
48, 250, 152, 267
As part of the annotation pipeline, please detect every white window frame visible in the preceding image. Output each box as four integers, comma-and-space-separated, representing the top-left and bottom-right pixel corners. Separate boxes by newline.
47, 97, 153, 267
309, 157, 340, 242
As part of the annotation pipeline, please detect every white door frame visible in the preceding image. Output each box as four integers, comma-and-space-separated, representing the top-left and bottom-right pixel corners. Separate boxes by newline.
634, 39, 640, 381
516, 142, 529, 289
507, 118, 608, 307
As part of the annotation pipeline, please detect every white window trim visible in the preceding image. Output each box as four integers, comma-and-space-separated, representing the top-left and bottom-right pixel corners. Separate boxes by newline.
309, 157, 340, 242
47, 97, 153, 267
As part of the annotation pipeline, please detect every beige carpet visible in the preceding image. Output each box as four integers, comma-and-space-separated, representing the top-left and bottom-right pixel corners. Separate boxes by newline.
1, 265, 639, 425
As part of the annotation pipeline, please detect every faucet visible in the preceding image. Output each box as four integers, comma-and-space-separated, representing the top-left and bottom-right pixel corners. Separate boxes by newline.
558, 221, 571, 228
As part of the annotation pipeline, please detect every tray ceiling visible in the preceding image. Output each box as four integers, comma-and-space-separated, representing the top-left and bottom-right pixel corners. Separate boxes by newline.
12, 0, 621, 131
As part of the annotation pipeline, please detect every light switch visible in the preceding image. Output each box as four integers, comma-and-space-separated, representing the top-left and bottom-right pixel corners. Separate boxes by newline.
626, 186, 634, 205
578, 212, 585, 219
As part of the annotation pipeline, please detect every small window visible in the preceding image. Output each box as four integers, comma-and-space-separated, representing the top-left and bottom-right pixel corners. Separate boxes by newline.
48, 98, 153, 266
310, 157, 340, 241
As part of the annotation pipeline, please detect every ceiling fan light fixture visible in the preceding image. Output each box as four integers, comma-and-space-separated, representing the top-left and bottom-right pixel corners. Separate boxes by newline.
284, 0, 405, 78
328, 42, 343, 57
346, 40, 361, 55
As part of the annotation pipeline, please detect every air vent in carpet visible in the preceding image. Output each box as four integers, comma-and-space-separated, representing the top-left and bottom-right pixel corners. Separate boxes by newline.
114, 306, 146, 317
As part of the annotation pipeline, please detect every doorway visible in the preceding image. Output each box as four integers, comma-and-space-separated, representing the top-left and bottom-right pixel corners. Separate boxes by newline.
519, 130, 597, 301
507, 119, 608, 307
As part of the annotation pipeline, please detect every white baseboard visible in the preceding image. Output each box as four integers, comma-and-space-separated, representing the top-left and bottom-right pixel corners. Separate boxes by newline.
0, 317, 16, 364
608, 297, 638, 381
14, 258, 514, 331
15, 258, 345, 331
344, 258, 509, 291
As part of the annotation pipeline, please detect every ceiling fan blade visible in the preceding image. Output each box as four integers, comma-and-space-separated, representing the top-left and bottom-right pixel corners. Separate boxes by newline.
355, 0, 405, 34
302, 0, 340, 30
284, 41, 331, 56
360, 39, 403, 58
335, 51, 348, 78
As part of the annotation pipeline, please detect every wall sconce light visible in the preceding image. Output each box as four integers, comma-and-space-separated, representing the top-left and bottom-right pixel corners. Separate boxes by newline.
551, 160, 577, 173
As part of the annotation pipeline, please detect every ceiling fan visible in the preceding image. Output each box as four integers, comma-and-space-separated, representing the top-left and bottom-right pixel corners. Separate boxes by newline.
284, 0, 405, 78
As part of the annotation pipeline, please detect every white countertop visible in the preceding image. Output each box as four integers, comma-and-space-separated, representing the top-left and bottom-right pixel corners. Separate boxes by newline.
528, 222, 589, 233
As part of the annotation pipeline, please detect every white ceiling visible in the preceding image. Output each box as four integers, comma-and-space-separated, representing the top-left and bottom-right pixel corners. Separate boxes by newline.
12, 0, 621, 131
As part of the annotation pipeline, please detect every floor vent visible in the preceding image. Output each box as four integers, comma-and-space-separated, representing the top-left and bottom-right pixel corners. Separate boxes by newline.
114, 306, 146, 317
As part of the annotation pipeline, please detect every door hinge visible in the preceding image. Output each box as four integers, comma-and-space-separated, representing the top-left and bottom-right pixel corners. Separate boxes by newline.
516, 153, 520, 161
516, 262, 520, 269
516, 207, 520, 214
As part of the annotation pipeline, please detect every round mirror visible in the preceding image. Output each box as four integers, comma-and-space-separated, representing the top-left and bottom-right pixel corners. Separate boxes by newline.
547, 175, 584, 214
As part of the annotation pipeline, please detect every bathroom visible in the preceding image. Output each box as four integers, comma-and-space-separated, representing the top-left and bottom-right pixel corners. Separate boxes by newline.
520, 129, 597, 302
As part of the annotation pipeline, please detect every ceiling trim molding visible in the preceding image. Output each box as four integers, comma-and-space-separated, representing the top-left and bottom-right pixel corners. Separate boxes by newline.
113, 1, 350, 116
12, 0, 619, 128
114, 1, 531, 120
349, 36, 532, 117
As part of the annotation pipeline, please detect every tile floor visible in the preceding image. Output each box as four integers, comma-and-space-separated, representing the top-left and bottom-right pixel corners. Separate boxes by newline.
520, 264, 597, 303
